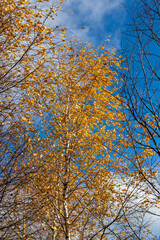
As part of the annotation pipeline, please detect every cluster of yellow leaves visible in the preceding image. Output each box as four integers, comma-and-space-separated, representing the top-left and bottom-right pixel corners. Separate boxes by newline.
0, 0, 66, 238
0, 0, 65, 140
16, 41, 140, 238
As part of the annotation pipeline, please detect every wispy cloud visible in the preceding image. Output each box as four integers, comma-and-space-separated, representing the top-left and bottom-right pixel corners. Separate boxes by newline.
54, 0, 126, 47
72, 0, 124, 22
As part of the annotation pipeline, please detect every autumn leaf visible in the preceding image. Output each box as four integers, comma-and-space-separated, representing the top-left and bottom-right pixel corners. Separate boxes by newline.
61, 28, 66, 33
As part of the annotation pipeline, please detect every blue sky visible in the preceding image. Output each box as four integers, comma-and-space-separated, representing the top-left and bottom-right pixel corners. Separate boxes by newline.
55, 0, 126, 48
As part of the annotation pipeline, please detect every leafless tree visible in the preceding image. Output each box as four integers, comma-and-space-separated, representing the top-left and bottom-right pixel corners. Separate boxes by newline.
119, 0, 160, 236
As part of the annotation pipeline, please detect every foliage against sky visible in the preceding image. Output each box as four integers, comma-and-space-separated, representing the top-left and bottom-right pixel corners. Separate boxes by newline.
0, 0, 160, 239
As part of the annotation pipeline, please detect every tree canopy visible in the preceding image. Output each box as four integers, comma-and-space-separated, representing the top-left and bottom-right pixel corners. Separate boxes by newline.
0, 0, 160, 239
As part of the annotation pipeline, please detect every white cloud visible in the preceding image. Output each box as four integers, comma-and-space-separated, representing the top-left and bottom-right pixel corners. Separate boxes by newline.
54, 0, 126, 46
73, 0, 124, 22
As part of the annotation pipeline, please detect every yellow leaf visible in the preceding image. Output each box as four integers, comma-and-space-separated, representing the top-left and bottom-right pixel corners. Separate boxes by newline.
101, 44, 105, 50
60, 28, 66, 33
60, 34, 66, 38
